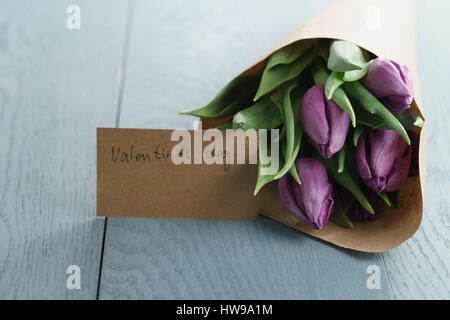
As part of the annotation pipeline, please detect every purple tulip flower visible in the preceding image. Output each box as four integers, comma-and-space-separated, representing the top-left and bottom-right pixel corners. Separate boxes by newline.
301, 85, 350, 159
361, 58, 414, 115
356, 130, 412, 193
279, 158, 334, 230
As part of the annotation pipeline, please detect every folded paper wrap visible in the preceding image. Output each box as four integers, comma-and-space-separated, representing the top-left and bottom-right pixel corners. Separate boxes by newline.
97, 0, 425, 252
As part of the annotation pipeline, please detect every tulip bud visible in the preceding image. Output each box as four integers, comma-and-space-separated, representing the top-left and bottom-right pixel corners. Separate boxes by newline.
356, 129, 412, 193
301, 85, 350, 159
361, 58, 414, 115
279, 158, 334, 230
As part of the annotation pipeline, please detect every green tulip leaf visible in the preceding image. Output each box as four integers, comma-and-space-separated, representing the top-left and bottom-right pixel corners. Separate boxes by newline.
254, 137, 281, 196
333, 192, 354, 229
277, 127, 287, 142
396, 108, 425, 131
264, 39, 317, 71
254, 42, 316, 101
289, 162, 301, 185
325, 71, 345, 100
255, 132, 301, 196
270, 87, 286, 118
353, 126, 366, 147
270, 89, 288, 142
179, 74, 260, 119
254, 82, 307, 195
273, 84, 305, 180
315, 153, 374, 214
328, 40, 367, 72
325, 63, 371, 99
233, 98, 283, 130
312, 59, 356, 127
353, 102, 386, 129
338, 140, 348, 174
343, 61, 371, 82
378, 192, 392, 208
343, 81, 411, 145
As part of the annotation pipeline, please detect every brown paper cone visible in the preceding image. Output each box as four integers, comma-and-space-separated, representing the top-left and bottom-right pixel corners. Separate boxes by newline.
97, 0, 425, 253
203, 0, 425, 252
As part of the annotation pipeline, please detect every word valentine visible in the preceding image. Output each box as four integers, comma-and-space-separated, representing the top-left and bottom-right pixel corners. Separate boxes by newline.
111, 144, 170, 163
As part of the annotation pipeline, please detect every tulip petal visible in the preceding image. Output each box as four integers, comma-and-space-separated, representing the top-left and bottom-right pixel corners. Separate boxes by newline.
279, 175, 312, 228
392, 60, 415, 97
301, 85, 330, 146
356, 129, 412, 193
386, 147, 412, 192
316, 189, 334, 229
327, 99, 351, 157
356, 134, 372, 181
369, 130, 407, 179
361, 58, 414, 115
302, 85, 350, 159
279, 158, 334, 230
363, 59, 410, 97
296, 159, 334, 229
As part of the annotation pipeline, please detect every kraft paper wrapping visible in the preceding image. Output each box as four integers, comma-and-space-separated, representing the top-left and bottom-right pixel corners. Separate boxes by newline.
203, 0, 425, 252
97, 0, 425, 252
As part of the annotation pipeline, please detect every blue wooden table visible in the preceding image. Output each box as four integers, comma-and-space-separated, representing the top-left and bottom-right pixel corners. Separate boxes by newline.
0, 0, 449, 300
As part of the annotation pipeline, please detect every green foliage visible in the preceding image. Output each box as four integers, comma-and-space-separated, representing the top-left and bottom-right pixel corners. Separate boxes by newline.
254, 40, 316, 101
179, 75, 260, 119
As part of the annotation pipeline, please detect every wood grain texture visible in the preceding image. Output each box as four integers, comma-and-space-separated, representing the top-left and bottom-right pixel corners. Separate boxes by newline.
2, 0, 447, 300
101, 217, 391, 299
380, 0, 450, 300
0, 0, 127, 299
99, 0, 394, 299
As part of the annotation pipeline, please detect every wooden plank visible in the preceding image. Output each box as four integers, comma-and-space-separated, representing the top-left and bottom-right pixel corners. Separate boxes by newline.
101, 218, 392, 299
380, 0, 450, 300
99, 0, 393, 299
0, 0, 127, 299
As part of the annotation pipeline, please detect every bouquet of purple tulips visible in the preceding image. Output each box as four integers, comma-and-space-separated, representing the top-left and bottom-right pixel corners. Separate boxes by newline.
180, 39, 423, 231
